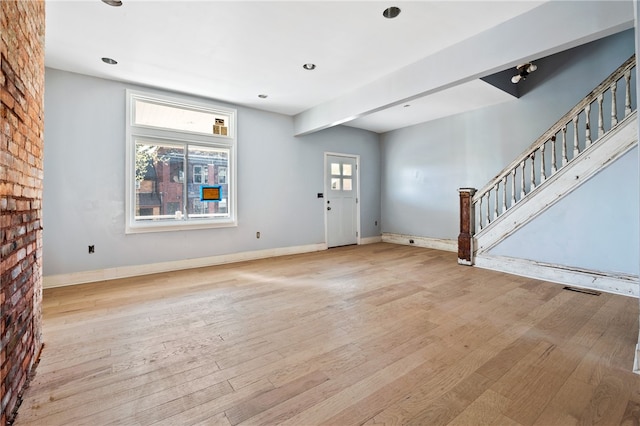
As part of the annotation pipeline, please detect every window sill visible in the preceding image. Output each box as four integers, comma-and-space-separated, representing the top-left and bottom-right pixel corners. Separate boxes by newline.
125, 218, 237, 234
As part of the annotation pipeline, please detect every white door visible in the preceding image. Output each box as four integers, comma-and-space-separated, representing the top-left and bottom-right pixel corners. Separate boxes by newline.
325, 154, 358, 248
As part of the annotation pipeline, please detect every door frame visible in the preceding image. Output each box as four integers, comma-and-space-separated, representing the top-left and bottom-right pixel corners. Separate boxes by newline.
324, 152, 361, 247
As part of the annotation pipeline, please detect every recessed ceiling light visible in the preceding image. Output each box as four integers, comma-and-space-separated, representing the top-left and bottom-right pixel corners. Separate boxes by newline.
302, 63, 316, 71
403, 104, 411, 108
101, 0, 123, 6
258, 94, 268, 99
383, 6, 401, 19
101, 57, 117, 65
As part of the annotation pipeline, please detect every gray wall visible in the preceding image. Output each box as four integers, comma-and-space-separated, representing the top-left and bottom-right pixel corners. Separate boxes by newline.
44, 29, 636, 278
43, 69, 380, 276
380, 30, 636, 241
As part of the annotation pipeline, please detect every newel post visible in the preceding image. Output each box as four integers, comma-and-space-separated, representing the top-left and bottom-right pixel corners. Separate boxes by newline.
458, 188, 476, 266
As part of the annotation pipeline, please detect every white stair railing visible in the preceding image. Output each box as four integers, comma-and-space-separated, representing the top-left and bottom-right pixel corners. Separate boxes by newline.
475, 55, 635, 233
458, 55, 636, 265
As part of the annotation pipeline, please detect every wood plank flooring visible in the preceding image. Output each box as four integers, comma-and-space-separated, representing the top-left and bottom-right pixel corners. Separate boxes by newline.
13, 243, 640, 425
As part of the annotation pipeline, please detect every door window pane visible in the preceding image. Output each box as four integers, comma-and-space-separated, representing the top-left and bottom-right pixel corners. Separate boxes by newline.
331, 163, 341, 175
343, 164, 352, 176
331, 178, 341, 190
343, 178, 352, 191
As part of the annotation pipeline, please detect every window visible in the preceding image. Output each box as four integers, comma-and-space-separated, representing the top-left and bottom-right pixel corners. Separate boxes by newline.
193, 165, 208, 184
126, 90, 236, 233
218, 167, 227, 184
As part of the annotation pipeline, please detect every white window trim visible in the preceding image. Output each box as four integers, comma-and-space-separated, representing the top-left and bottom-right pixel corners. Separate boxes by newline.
125, 89, 237, 234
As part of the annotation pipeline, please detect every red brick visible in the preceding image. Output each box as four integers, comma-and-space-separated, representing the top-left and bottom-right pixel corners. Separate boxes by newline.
1, 1, 44, 423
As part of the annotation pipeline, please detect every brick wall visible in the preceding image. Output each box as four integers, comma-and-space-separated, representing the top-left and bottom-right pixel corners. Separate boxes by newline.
0, 2, 45, 425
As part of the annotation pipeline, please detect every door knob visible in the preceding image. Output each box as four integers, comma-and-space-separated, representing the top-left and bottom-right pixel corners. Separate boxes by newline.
327, 207, 332, 211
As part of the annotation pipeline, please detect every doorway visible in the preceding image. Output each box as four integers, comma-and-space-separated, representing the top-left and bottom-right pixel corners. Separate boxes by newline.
325, 153, 360, 248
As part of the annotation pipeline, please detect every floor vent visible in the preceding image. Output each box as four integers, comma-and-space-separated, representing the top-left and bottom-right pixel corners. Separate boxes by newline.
563, 286, 601, 296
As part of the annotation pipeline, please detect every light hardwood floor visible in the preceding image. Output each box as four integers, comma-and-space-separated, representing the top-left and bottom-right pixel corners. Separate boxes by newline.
14, 243, 640, 425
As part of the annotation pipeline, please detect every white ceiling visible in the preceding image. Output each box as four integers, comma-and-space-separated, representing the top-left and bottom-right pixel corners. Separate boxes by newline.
44, 1, 633, 134
345, 79, 515, 133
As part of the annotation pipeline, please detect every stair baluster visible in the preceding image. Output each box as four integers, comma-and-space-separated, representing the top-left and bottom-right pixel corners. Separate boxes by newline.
573, 116, 580, 158
551, 136, 557, 173
540, 143, 546, 184
625, 70, 632, 116
561, 126, 568, 165
510, 169, 516, 206
612, 82, 618, 127
493, 183, 499, 218
530, 152, 536, 190
520, 160, 526, 199
598, 93, 605, 137
502, 176, 507, 212
478, 196, 483, 231
585, 103, 592, 148
486, 193, 491, 225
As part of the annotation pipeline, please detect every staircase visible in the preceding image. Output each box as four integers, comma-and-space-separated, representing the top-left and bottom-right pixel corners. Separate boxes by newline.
458, 55, 637, 294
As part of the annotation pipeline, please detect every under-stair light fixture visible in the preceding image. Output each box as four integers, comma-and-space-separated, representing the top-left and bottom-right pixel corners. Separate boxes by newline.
511, 62, 537, 84
258, 94, 268, 99
302, 63, 316, 71
383, 6, 401, 19
101, 57, 118, 65
101, 0, 123, 6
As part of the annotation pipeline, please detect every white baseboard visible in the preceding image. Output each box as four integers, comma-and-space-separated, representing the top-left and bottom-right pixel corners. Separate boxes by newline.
44, 243, 328, 289
360, 236, 382, 245
474, 254, 639, 298
381, 233, 457, 252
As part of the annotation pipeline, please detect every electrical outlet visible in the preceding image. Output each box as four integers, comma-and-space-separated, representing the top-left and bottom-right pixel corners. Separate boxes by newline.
88, 245, 95, 253
409, 239, 414, 244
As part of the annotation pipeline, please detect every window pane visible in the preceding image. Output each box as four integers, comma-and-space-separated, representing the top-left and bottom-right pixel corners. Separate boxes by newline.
135, 142, 184, 221
343, 178, 352, 191
187, 145, 230, 218
134, 99, 230, 136
343, 164, 352, 176
331, 163, 341, 175
331, 178, 341, 190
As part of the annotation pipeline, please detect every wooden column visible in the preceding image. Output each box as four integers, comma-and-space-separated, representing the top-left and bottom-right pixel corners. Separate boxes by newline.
458, 188, 476, 266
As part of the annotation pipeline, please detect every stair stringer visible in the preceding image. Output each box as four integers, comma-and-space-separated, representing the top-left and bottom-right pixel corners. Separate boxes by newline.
474, 111, 637, 257
474, 254, 639, 297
